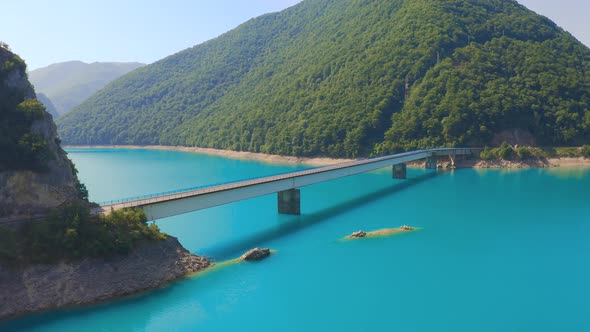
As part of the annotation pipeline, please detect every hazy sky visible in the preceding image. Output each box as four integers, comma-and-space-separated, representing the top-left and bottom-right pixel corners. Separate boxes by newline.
518, 0, 590, 46
1, 0, 588, 71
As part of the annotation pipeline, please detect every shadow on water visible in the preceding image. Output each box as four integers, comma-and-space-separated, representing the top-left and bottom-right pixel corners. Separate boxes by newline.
206, 170, 445, 260
0, 170, 445, 330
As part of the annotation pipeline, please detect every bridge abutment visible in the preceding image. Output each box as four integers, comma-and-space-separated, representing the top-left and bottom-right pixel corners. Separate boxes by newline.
425, 157, 437, 169
392, 163, 407, 179
278, 189, 300, 215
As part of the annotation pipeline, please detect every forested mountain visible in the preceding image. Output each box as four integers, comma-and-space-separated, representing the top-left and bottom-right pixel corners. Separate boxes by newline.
30, 61, 144, 117
57, 0, 590, 158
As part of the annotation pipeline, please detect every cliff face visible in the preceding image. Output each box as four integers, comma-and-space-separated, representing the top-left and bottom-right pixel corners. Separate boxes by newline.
0, 47, 79, 219
0, 47, 212, 320
0, 236, 211, 319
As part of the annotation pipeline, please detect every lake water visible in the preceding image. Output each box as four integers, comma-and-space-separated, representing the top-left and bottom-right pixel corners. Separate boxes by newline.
3, 148, 590, 331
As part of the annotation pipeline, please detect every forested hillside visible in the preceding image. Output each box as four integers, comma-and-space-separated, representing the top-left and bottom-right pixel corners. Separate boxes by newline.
58, 0, 590, 158
30, 61, 144, 117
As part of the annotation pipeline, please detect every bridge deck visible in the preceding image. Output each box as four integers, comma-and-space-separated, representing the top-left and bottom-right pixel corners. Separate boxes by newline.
99, 148, 477, 220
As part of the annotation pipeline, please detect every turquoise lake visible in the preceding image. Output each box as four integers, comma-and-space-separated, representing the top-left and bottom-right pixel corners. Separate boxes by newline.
3, 148, 590, 331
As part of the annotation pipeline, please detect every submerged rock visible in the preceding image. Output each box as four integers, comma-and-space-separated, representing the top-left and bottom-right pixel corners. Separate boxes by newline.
241, 248, 271, 261
350, 231, 367, 238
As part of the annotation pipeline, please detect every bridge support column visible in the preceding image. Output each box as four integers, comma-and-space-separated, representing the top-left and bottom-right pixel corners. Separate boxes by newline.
425, 157, 437, 169
392, 163, 407, 179
278, 189, 300, 215
448, 154, 456, 169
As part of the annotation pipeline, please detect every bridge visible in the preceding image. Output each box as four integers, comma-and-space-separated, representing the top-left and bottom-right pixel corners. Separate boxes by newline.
97, 148, 478, 221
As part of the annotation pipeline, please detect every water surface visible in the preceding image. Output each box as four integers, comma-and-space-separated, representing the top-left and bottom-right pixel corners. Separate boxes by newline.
3, 148, 589, 331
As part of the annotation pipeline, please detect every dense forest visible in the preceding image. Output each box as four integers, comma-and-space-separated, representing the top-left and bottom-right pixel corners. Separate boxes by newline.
57, 0, 590, 158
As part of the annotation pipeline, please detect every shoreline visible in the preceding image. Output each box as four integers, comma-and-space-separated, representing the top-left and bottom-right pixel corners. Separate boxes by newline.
64, 145, 353, 166
63, 145, 590, 168
0, 236, 210, 320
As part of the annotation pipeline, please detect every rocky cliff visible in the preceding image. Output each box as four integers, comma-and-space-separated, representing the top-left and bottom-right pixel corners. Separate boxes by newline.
0, 236, 211, 319
0, 46, 213, 320
0, 46, 79, 219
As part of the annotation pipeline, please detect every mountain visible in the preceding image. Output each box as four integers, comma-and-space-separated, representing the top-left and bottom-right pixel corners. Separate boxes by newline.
0, 46, 81, 218
36, 93, 59, 118
57, 0, 590, 158
29, 61, 145, 117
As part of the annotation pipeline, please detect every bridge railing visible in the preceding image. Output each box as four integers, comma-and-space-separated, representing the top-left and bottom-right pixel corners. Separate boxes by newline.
98, 147, 480, 207
98, 166, 314, 206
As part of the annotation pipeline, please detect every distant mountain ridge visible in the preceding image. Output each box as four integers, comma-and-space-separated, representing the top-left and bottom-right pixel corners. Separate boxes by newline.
36, 93, 58, 118
29, 61, 145, 117
57, 0, 590, 157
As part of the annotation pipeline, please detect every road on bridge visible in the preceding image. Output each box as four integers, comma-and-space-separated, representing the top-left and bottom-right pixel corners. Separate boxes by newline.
98, 148, 478, 220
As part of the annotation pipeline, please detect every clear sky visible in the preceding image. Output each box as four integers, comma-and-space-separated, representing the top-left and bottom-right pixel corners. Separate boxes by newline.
1, 0, 302, 70
1, 0, 588, 71
518, 0, 590, 47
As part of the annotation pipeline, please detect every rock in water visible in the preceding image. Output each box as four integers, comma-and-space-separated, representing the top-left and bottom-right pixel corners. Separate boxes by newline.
241, 248, 271, 261
400, 225, 415, 231
351, 231, 367, 238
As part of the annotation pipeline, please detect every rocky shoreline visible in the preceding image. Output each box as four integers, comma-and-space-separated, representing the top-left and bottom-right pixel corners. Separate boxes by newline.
409, 157, 590, 169
63, 145, 354, 166
64, 145, 590, 168
0, 236, 210, 320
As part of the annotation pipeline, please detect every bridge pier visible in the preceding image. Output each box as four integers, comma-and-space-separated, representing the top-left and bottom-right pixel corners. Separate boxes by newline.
101, 148, 480, 221
392, 163, 407, 179
425, 157, 437, 169
278, 189, 300, 215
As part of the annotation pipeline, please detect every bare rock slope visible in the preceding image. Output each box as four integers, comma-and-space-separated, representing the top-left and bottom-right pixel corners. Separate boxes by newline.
0, 236, 210, 319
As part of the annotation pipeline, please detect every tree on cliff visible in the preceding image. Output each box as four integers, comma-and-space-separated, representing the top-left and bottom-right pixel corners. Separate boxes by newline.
0, 45, 166, 264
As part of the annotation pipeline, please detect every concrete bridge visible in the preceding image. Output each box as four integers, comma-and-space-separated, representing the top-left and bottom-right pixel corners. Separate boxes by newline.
98, 148, 478, 221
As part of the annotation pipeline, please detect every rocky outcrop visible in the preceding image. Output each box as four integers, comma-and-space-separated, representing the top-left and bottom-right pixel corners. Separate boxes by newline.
408, 158, 558, 169
451, 158, 557, 169
0, 48, 212, 321
0, 47, 79, 219
0, 236, 211, 319
350, 231, 367, 238
241, 248, 271, 261
345, 226, 419, 239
